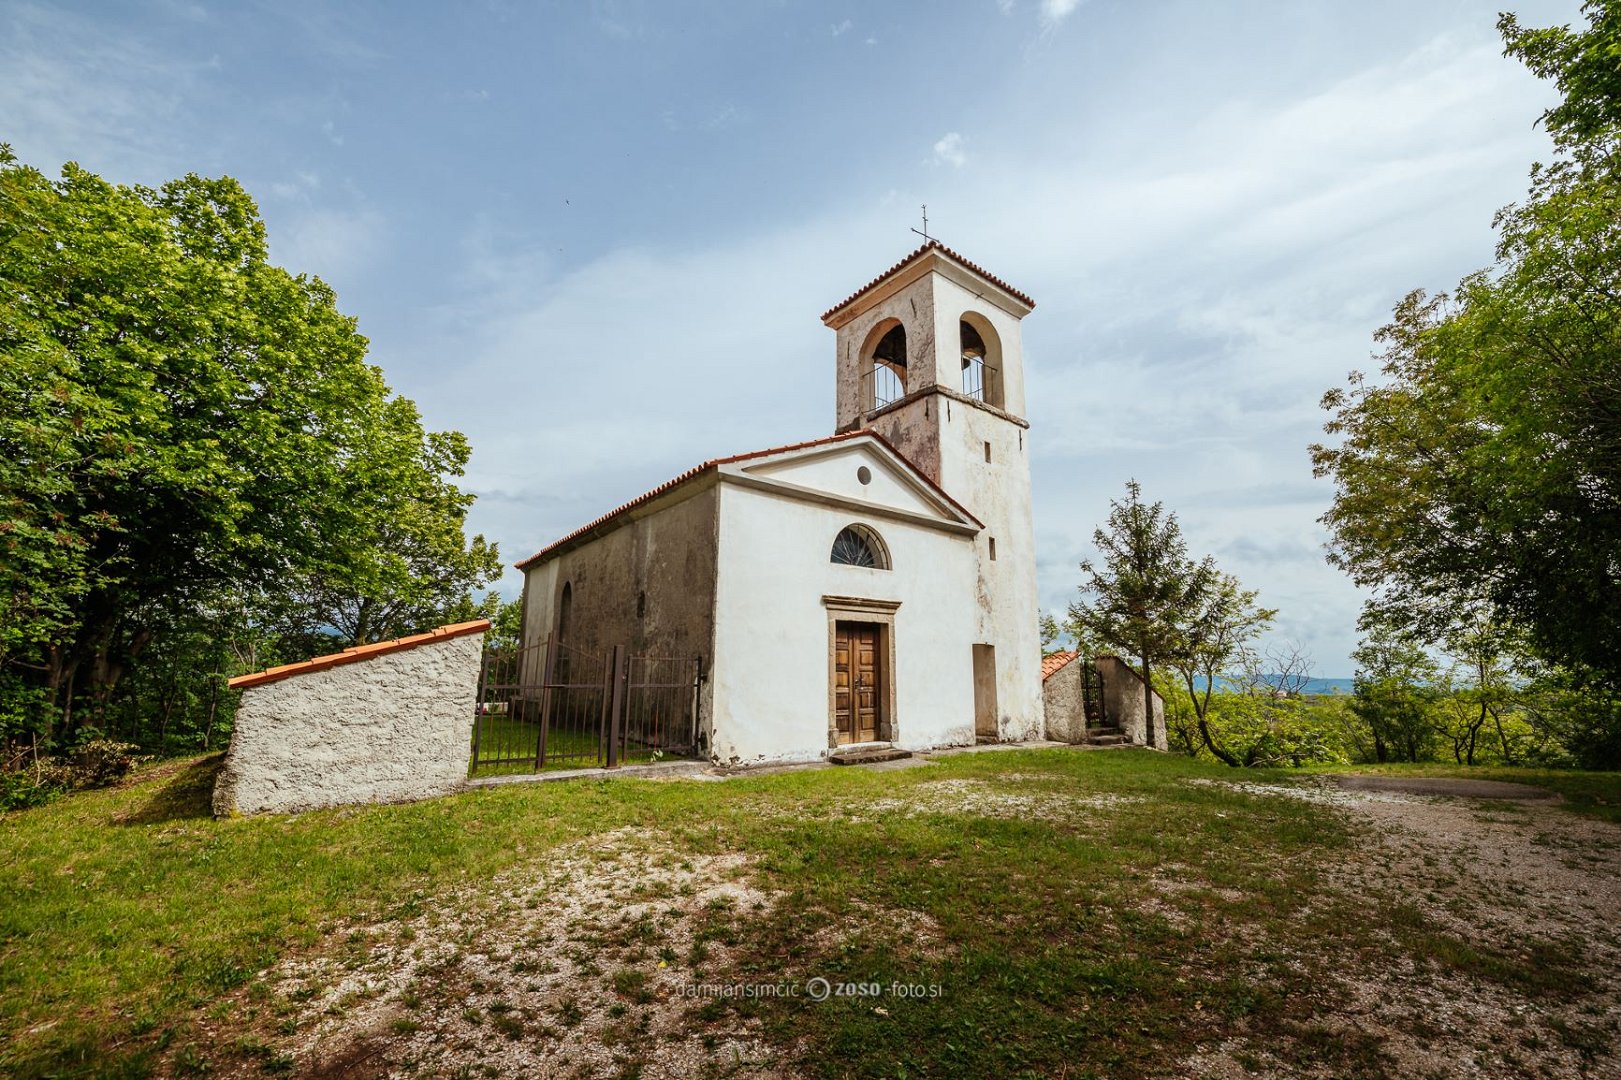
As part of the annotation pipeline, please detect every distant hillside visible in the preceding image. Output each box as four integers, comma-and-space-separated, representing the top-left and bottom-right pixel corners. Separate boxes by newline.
1187, 675, 1356, 695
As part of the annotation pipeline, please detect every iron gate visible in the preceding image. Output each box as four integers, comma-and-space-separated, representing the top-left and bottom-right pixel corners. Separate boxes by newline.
470, 637, 701, 774
1080, 656, 1107, 728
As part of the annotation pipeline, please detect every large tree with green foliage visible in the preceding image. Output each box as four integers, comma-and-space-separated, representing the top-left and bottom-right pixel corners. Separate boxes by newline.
1069, 480, 1215, 750
0, 145, 500, 746
1312, 4, 1621, 764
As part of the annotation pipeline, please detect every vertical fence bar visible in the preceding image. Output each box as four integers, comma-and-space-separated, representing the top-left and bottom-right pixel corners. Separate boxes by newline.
605, 644, 626, 768
691, 654, 703, 755
471, 650, 487, 767
536, 636, 556, 769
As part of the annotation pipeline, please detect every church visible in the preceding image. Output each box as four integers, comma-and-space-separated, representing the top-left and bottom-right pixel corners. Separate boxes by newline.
516, 242, 1045, 766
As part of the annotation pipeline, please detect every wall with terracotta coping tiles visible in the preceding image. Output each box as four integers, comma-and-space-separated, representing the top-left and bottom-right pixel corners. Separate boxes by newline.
212, 621, 487, 816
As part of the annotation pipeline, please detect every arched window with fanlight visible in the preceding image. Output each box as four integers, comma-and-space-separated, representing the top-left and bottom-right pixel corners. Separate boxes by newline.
830, 524, 891, 570
960, 314, 1004, 408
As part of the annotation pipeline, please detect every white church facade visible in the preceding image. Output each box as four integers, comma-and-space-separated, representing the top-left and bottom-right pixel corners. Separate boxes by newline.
516, 242, 1045, 765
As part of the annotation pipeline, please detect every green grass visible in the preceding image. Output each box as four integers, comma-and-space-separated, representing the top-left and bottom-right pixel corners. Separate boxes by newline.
0, 748, 1611, 1077
469, 714, 673, 776
1304, 760, 1621, 822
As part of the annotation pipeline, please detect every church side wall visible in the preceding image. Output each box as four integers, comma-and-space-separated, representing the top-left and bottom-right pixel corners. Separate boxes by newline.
519, 486, 721, 741
708, 483, 979, 765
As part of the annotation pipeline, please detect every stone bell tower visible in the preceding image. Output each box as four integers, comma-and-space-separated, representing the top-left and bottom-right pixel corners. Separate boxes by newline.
820, 241, 1043, 741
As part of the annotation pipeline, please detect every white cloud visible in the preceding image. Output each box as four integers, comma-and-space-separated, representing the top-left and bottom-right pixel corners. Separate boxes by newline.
1040, 0, 1081, 27
269, 207, 385, 283
0, 4, 200, 183
931, 131, 968, 168
831, 19, 852, 36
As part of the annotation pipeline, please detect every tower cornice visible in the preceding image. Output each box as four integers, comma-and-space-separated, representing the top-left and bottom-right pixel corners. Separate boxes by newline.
820, 241, 1035, 329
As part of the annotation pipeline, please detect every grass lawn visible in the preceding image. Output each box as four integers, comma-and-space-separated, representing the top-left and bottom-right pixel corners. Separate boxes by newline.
2, 749, 1616, 1078
470, 715, 678, 776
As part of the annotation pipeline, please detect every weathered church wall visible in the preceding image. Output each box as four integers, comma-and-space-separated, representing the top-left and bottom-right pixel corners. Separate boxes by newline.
519, 484, 721, 743
831, 267, 941, 436
520, 484, 720, 660
213, 624, 486, 816
709, 481, 980, 765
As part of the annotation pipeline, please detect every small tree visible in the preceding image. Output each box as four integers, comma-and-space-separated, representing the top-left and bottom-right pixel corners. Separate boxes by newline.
1069, 481, 1213, 750
1350, 619, 1441, 762
1166, 572, 1276, 766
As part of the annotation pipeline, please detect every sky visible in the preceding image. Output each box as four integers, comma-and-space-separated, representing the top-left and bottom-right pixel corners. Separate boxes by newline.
1, 0, 1584, 674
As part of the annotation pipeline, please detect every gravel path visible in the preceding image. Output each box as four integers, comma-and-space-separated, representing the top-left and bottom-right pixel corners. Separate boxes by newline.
1181, 776, 1621, 1079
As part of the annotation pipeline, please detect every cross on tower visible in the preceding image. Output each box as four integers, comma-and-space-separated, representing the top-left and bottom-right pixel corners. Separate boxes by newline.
910, 205, 932, 244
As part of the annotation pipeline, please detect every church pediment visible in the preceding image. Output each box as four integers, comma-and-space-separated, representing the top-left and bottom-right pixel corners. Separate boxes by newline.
722, 435, 979, 533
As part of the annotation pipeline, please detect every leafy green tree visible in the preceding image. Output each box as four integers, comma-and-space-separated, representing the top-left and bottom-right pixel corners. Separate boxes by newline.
0, 146, 499, 745
1498, 3, 1621, 162
1350, 621, 1441, 763
1165, 572, 1276, 766
1312, 5, 1621, 764
1070, 480, 1214, 750
1039, 612, 1063, 653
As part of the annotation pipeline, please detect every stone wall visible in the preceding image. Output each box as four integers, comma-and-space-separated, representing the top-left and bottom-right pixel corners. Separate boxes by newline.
213, 622, 487, 816
1097, 655, 1167, 751
1042, 656, 1083, 742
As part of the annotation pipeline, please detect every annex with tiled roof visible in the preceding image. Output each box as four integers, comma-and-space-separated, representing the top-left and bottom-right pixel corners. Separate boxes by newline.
1042, 651, 1079, 681
819, 240, 1036, 324
228, 620, 492, 690
514, 429, 982, 570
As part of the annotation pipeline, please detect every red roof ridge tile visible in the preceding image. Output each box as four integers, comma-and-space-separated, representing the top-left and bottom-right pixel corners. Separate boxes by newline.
228, 619, 492, 691
514, 429, 981, 570
1041, 650, 1080, 680
819, 240, 1036, 323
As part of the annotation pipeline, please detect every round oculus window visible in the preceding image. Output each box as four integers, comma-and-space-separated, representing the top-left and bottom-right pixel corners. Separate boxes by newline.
857, 466, 872, 485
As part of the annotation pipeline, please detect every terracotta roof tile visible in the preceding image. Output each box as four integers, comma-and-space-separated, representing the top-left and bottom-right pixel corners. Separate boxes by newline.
819, 240, 1036, 323
1042, 651, 1079, 680
228, 619, 492, 691
514, 429, 981, 570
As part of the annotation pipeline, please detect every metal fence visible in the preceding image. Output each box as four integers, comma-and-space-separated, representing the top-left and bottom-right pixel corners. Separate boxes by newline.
470, 637, 701, 774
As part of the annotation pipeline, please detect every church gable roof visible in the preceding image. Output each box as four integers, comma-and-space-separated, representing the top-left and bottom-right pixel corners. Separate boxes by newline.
819, 240, 1036, 324
515, 430, 978, 570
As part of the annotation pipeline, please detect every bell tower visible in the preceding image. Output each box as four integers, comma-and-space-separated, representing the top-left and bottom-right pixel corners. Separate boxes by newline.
820, 242, 1042, 740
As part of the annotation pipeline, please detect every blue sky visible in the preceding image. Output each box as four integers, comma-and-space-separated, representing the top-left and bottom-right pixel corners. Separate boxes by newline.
2, 0, 1581, 674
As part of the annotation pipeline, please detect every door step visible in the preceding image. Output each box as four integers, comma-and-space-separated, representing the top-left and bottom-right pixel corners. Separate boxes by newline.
829, 744, 913, 766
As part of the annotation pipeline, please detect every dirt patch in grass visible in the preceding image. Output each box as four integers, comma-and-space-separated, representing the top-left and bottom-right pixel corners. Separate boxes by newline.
1333, 774, 1561, 800
1178, 776, 1621, 1079
861, 776, 1141, 822
192, 828, 797, 1079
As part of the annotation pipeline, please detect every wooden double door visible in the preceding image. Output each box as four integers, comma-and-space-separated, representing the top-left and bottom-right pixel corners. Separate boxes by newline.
834, 621, 882, 745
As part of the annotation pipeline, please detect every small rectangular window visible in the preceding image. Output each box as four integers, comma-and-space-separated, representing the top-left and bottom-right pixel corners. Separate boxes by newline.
983, 441, 992, 463
989, 537, 997, 561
